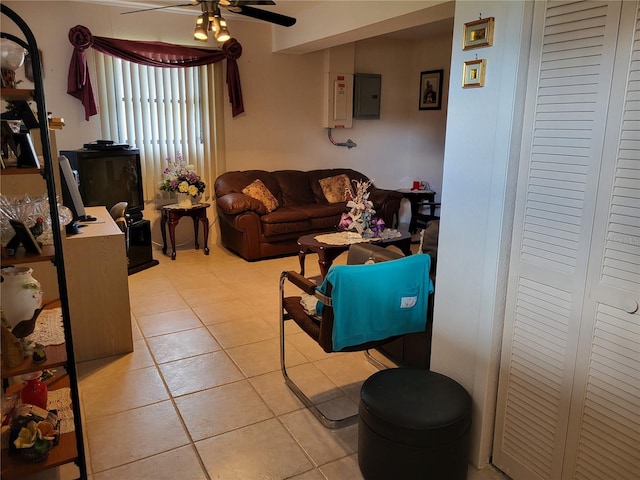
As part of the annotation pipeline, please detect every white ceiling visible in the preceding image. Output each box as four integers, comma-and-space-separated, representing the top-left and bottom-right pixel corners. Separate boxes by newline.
76, 0, 454, 42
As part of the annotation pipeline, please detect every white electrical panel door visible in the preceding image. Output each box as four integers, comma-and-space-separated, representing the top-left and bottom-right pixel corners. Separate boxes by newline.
324, 73, 353, 129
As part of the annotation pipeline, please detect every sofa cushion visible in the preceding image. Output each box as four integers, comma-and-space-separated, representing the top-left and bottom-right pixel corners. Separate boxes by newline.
302, 203, 347, 219
261, 206, 310, 224
309, 169, 371, 203
273, 170, 317, 206
319, 174, 353, 203
242, 179, 279, 213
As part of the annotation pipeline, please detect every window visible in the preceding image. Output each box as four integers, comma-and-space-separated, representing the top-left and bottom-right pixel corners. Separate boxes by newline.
94, 52, 225, 202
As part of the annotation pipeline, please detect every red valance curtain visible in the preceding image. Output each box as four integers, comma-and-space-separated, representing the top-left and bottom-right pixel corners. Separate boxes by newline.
67, 25, 244, 120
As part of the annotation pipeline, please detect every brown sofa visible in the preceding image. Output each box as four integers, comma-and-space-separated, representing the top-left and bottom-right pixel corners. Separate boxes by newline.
214, 169, 403, 261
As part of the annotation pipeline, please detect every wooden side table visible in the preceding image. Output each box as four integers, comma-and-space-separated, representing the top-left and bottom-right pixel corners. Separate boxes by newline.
160, 203, 211, 260
396, 189, 437, 234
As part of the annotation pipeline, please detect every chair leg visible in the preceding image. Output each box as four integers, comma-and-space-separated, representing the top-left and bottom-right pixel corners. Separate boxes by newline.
279, 272, 359, 429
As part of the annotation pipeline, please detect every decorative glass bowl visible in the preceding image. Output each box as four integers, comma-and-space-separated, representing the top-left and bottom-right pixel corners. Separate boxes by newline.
0, 194, 72, 246
0, 39, 26, 71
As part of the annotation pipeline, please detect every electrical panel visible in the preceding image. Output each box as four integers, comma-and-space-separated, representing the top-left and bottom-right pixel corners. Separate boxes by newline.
324, 72, 353, 129
354, 73, 381, 119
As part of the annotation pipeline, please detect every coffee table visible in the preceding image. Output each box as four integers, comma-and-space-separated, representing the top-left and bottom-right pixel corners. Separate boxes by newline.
297, 230, 412, 279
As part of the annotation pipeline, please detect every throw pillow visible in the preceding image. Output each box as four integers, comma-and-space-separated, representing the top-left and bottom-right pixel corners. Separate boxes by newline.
242, 179, 279, 213
319, 174, 353, 203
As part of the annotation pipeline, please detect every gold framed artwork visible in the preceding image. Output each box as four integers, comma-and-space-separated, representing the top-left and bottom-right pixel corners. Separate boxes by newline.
462, 59, 486, 88
463, 17, 494, 50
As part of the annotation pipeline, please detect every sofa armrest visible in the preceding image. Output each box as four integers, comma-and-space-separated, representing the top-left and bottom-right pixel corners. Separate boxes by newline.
368, 188, 403, 227
217, 192, 268, 216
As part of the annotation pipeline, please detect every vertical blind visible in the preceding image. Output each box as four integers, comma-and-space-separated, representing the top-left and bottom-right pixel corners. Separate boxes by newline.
94, 51, 225, 203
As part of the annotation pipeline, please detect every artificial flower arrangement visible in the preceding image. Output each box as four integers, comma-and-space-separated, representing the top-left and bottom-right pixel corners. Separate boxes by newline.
338, 179, 385, 237
159, 152, 206, 198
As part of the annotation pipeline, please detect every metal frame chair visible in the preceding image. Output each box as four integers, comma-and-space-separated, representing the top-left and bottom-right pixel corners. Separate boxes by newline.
279, 247, 432, 428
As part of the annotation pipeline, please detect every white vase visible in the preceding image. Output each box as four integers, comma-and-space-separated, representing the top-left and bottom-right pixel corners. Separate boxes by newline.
0, 266, 43, 330
176, 193, 193, 208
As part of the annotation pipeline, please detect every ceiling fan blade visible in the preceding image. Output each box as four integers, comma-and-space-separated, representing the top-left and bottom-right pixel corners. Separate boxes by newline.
222, 1, 276, 5
226, 4, 296, 27
121, 3, 196, 15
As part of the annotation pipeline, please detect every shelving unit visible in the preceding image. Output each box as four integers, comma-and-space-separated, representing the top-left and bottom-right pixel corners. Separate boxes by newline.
1, 5, 87, 479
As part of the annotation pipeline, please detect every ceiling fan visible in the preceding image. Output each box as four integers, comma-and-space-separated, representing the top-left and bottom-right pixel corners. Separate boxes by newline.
123, 1, 296, 43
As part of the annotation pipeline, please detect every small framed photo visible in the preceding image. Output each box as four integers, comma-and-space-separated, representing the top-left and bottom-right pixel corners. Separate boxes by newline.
419, 69, 444, 110
462, 59, 486, 88
7, 219, 42, 255
463, 17, 494, 50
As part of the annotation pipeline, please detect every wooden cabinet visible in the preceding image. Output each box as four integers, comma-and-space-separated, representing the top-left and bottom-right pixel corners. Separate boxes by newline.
1, 5, 87, 478
62, 206, 133, 362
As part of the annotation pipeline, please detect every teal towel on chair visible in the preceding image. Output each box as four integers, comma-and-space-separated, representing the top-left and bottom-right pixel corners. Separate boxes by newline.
317, 254, 434, 351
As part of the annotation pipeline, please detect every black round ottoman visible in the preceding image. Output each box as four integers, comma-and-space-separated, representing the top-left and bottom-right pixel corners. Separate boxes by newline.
358, 368, 472, 480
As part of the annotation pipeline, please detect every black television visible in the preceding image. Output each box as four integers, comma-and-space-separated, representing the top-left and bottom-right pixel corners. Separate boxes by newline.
59, 148, 144, 217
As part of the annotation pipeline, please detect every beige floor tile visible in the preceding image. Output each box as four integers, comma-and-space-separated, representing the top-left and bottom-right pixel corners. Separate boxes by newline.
286, 362, 344, 404
175, 379, 274, 441
130, 291, 189, 317
127, 277, 177, 298
192, 298, 259, 325
136, 308, 203, 337
288, 469, 326, 480
92, 445, 207, 480
206, 315, 277, 348
80, 365, 169, 420
281, 408, 358, 466
248, 370, 305, 416
319, 453, 364, 480
314, 394, 359, 424
315, 352, 379, 389
146, 327, 221, 364
195, 418, 313, 479
86, 400, 190, 473
76, 338, 154, 379
287, 330, 343, 362
67, 243, 489, 480
158, 351, 244, 397
226, 337, 307, 378
130, 313, 143, 341
179, 284, 237, 307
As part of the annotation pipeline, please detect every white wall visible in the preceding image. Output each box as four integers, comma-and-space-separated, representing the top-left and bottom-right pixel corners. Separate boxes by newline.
3, 1, 450, 243
431, 0, 533, 467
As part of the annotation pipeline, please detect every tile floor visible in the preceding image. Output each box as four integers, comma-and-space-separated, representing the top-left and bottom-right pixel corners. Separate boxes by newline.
25, 242, 510, 480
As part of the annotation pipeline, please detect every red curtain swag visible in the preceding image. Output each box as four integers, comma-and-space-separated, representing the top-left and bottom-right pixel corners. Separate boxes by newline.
67, 25, 244, 120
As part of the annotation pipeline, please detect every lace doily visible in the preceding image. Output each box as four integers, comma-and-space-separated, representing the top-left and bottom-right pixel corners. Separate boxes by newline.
314, 232, 373, 246
47, 387, 75, 434
25, 307, 65, 346
313, 230, 402, 246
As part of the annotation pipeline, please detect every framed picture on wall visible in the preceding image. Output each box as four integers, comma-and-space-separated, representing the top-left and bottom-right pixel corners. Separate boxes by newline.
419, 69, 443, 110
463, 17, 494, 50
462, 59, 487, 88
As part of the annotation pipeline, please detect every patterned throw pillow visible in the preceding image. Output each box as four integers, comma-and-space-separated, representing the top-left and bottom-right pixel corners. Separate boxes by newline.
242, 179, 279, 213
319, 174, 353, 203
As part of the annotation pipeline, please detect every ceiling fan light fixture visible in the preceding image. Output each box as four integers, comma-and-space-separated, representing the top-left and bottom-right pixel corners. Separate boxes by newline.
215, 17, 231, 42
194, 13, 208, 41
210, 15, 220, 33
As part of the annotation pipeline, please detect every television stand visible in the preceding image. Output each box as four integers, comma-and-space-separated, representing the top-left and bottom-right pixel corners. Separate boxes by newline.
127, 219, 159, 275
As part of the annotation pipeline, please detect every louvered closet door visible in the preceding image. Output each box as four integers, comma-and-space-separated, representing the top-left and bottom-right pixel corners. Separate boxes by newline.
493, 1, 640, 480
